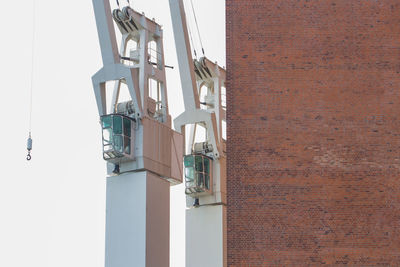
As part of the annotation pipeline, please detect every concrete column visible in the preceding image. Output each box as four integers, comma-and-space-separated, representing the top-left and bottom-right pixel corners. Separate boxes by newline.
186, 205, 227, 267
105, 171, 170, 267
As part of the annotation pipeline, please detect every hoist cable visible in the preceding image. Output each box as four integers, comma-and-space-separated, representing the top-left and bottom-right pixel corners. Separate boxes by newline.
29, 0, 36, 133
188, 22, 197, 59
27, 0, 36, 161
184, 0, 198, 59
189, 0, 205, 56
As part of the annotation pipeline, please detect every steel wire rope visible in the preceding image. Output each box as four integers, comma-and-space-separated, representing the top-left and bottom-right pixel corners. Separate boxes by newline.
29, 0, 36, 134
27, 0, 36, 160
183, 0, 198, 59
189, 0, 205, 56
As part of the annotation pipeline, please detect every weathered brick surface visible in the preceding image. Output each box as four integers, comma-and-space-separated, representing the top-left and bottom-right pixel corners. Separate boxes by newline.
226, 1, 400, 266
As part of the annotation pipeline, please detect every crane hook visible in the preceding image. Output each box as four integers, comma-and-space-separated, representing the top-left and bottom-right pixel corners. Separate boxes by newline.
27, 133, 33, 161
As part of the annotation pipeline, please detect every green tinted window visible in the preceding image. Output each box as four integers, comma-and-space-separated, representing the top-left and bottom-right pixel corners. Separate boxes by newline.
123, 118, 131, 137
205, 175, 210, 190
113, 116, 123, 135
102, 115, 112, 128
184, 154, 213, 194
103, 128, 112, 143
185, 167, 194, 180
124, 136, 131, 154
195, 156, 203, 172
186, 178, 195, 188
204, 157, 210, 174
184, 155, 194, 167
113, 135, 123, 153
196, 173, 204, 187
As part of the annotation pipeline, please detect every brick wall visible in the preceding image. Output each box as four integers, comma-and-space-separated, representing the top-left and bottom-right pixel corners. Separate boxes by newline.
226, 1, 400, 265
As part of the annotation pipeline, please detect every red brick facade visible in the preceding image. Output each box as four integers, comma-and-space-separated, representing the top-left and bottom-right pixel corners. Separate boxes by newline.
226, 1, 400, 265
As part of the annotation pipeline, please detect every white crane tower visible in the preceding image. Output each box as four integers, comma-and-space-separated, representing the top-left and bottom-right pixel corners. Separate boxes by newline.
91, 1, 183, 266
169, 0, 227, 266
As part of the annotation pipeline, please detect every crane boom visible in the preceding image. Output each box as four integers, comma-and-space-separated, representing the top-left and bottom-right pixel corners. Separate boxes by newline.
92, 0, 120, 66
169, 0, 200, 110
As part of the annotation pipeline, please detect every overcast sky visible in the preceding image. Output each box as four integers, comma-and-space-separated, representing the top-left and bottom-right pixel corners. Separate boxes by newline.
0, 0, 225, 266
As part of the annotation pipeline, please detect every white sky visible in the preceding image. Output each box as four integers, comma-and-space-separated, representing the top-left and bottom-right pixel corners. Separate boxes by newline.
0, 0, 225, 266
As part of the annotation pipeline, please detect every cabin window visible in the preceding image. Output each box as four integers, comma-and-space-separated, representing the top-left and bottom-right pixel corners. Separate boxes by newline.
101, 114, 134, 160
184, 154, 212, 195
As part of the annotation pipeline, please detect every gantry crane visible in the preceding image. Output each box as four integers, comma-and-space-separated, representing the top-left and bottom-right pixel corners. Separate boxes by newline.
169, 0, 227, 266
91, 1, 183, 266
